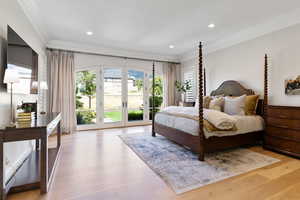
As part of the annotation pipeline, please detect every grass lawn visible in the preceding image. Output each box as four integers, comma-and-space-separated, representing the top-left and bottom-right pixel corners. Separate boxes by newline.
104, 111, 122, 122
104, 110, 144, 122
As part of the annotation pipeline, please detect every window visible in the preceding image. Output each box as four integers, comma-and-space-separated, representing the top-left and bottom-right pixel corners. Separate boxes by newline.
149, 74, 163, 120
76, 70, 97, 125
183, 71, 195, 102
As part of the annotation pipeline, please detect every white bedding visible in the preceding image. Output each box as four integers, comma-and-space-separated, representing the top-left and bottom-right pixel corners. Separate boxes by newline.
155, 107, 264, 138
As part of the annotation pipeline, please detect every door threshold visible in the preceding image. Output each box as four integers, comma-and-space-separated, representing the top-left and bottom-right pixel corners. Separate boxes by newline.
76, 123, 152, 132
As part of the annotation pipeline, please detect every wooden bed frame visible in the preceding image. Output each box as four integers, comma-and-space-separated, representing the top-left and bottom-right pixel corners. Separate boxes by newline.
152, 42, 269, 161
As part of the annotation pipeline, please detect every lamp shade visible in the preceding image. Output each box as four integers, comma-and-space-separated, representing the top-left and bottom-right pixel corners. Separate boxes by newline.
3, 68, 20, 84
40, 81, 48, 90
31, 81, 38, 89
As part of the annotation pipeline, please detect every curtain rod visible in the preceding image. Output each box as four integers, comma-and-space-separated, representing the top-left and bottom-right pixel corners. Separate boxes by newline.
46, 47, 180, 64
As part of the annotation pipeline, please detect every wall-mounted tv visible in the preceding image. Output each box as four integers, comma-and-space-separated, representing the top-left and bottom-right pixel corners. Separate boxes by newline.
6, 25, 38, 94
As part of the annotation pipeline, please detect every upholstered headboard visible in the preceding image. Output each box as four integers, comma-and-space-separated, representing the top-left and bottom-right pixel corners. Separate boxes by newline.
210, 80, 263, 115
210, 80, 255, 97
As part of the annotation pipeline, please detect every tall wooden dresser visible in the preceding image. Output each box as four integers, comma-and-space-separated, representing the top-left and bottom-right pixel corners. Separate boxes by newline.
264, 105, 300, 158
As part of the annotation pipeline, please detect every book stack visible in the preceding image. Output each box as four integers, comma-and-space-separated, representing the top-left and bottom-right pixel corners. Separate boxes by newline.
16, 112, 35, 127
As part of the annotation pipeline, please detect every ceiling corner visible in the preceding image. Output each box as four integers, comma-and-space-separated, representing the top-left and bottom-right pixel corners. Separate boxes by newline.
179, 7, 300, 62
17, 0, 49, 44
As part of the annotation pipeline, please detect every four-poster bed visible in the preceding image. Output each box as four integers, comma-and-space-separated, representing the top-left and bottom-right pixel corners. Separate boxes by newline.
152, 42, 269, 161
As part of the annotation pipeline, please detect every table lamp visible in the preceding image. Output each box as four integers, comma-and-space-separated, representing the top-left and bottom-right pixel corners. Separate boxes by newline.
31, 81, 38, 89
3, 68, 20, 127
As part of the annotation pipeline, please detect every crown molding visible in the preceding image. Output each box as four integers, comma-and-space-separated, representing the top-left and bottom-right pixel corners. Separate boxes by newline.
17, 0, 48, 44
180, 8, 300, 62
17, 0, 300, 63
47, 40, 180, 62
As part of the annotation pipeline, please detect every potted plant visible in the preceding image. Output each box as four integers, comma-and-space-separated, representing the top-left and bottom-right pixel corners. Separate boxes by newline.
175, 80, 192, 102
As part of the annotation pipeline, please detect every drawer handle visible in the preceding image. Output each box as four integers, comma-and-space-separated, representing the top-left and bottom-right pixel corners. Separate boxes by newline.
278, 115, 287, 118
278, 125, 289, 129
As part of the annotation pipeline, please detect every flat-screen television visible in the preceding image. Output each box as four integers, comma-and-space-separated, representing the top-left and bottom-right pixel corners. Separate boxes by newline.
6, 25, 38, 94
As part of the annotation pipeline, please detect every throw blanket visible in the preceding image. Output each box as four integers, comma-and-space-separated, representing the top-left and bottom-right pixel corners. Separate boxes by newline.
160, 106, 237, 132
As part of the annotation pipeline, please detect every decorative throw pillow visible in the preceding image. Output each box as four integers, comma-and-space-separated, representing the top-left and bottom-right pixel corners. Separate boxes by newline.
195, 96, 212, 109
224, 95, 246, 115
209, 97, 224, 111
203, 96, 212, 109
244, 95, 260, 115
211, 94, 224, 98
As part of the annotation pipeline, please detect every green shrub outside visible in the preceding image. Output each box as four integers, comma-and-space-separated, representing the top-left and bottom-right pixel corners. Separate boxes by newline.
77, 110, 96, 125
149, 96, 163, 108
128, 110, 143, 121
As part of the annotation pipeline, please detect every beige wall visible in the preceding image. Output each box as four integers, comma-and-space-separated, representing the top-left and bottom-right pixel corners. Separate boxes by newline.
182, 23, 300, 106
0, 0, 46, 180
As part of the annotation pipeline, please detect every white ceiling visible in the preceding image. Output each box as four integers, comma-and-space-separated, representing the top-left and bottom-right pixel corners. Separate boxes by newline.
19, 0, 300, 59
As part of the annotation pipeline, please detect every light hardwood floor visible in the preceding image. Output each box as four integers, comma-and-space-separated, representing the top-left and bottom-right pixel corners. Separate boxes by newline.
7, 126, 300, 200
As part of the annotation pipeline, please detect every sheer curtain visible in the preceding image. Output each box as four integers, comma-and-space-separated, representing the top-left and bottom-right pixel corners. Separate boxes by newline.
162, 63, 181, 107
47, 50, 76, 134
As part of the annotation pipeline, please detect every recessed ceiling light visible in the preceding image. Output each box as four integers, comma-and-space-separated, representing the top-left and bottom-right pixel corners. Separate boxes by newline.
169, 45, 175, 49
86, 31, 93, 35
208, 23, 215, 28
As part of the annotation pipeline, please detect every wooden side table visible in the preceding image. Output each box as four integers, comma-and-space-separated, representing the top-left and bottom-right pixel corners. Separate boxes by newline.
0, 112, 62, 200
178, 101, 195, 107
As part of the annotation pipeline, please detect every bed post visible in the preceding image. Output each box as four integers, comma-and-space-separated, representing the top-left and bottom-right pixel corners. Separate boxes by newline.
198, 42, 205, 161
263, 54, 268, 121
152, 61, 156, 137
204, 68, 207, 96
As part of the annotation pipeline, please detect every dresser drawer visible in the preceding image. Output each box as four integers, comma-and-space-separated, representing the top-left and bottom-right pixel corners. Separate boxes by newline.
266, 126, 300, 141
267, 117, 300, 130
265, 136, 300, 155
267, 106, 300, 120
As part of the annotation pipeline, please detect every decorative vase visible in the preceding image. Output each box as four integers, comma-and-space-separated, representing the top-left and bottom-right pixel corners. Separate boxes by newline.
181, 93, 186, 102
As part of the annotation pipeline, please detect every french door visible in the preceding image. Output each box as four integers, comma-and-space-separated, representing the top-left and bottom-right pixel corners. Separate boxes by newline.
76, 66, 151, 130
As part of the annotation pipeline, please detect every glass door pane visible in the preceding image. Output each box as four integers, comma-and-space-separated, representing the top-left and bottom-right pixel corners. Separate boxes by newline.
127, 70, 144, 122
103, 68, 123, 123
149, 74, 163, 120
76, 70, 97, 125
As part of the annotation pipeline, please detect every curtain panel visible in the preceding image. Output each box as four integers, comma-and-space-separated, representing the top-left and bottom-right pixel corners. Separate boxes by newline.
47, 50, 76, 134
162, 63, 181, 107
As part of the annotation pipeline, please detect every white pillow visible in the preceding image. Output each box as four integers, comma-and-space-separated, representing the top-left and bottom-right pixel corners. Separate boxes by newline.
224, 95, 246, 115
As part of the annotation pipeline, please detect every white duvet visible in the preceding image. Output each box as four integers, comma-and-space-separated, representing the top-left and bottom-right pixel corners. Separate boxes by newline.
161, 106, 237, 130
155, 106, 264, 138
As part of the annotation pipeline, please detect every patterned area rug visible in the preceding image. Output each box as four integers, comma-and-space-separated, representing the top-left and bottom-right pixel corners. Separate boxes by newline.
119, 133, 280, 194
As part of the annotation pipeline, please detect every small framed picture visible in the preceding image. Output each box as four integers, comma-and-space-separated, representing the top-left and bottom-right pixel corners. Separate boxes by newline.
285, 76, 300, 95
